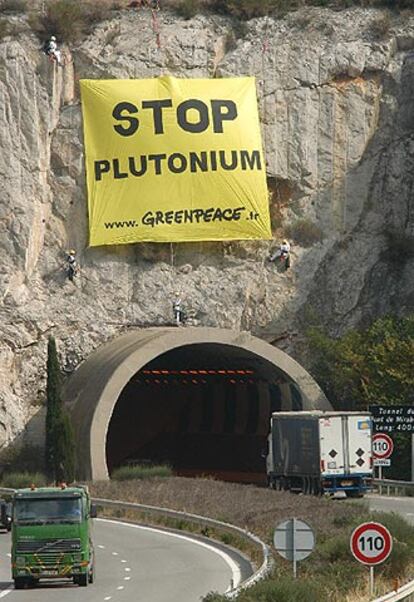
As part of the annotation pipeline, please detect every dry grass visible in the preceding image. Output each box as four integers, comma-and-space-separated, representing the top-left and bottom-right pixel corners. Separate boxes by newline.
90, 476, 362, 541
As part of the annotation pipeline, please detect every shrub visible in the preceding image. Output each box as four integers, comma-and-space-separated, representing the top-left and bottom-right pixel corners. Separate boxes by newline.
1, 471, 48, 489
210, 0, 280, 20
29, 0, 113, 43
370, 13, 391, 39
285, 218, 323, 247
175, 0, 201, 19
0, 444, 45, 474
204, 575, 323, 601
111, 464, 172, 480
0, 0, 27, 12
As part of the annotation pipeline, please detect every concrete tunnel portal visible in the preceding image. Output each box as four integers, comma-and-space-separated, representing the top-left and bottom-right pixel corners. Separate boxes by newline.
65, 328, 330, 482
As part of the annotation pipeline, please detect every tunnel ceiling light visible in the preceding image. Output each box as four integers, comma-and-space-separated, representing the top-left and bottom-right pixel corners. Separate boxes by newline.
141, 369, 255, 375
132, 378, 270, 386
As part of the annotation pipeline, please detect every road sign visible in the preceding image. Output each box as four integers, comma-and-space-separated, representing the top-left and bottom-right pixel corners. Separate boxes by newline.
372, 433, 394, 459
350, 522, 393, 566
274, 518, 315, 578
369, 405, 414, 433
373, 459, 391, 467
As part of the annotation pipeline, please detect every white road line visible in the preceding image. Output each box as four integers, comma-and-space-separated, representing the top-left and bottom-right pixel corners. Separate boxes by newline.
0, 590, 12, 599
98, 545, 105, 549
124, 577, 131, 581
121, 559, 127, 563
98, 518, 242, 590
104, 597, 112, 601
112, 552, 119, 556
117, 585, 124, 590
124, 567, 131, 572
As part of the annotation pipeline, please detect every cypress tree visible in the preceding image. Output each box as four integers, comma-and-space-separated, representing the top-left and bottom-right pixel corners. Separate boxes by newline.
45, 336, 76, 483
54, 413, 76, 484
45, 336, 61, 479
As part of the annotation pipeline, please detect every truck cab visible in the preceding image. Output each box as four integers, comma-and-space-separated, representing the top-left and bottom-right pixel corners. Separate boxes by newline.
11, 485, 96, 589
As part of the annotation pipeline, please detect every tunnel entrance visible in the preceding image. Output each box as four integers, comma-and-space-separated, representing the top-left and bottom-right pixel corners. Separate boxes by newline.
65, 328, 330, 481
106, 343, 302, 484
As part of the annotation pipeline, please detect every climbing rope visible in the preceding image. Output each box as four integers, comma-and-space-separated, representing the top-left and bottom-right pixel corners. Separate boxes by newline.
262, 15, 270, 54
170, 242, 174, 267
151, 6, 161, 49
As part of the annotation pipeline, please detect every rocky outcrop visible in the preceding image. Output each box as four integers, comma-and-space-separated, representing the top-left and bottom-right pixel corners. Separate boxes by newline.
0, 6, 413, 448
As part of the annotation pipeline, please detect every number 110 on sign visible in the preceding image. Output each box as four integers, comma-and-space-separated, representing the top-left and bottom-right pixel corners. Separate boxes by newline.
351, 522, 392, 565
359, 534, 385, 553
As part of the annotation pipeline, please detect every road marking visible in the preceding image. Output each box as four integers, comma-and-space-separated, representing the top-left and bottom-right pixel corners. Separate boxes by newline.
124, 576, 131, 581
104, 597, 112, 601
117, 585, 124, 590
124, 567, 131, 572
98, 545, 105, 549
0, 590, 12, 599
6, 554, 10, 558
112, 552, 119, 556
98, 518, 242, 589
121, 559, 127, 563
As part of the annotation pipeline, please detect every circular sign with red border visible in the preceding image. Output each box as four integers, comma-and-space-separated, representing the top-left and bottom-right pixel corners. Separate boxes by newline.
350, 522, 393, 566
372, 433, 394, 460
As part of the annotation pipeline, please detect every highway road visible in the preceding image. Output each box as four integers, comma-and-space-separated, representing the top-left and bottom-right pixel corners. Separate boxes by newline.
0, 518, 250, 601
365, 494, 414, 525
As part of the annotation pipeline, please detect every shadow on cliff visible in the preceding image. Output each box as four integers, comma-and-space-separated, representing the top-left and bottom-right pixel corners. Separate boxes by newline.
0, 411, 46, 479
292, 52, 414, 344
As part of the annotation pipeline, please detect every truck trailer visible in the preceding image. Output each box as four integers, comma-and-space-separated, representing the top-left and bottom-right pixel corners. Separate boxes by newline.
266, 411, 373, 496
11, 484, 96, 589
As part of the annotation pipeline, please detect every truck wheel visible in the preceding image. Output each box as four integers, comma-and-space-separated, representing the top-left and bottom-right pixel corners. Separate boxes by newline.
14, 578, 27, 590
78, 574, 88, 587
312, 479, 322, 496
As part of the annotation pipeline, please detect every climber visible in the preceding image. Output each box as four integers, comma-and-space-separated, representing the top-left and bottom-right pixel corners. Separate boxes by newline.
172, 292, 186, 326
268, 239, 291, 270
66, 249, 78, 282
42, 35, 62, 66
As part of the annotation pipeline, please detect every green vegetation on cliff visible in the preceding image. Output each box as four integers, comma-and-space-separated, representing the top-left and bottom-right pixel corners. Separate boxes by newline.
307, 315, 414, 478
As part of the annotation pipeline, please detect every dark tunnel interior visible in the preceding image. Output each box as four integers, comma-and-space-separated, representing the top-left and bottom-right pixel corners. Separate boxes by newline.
106, 343, 303, 483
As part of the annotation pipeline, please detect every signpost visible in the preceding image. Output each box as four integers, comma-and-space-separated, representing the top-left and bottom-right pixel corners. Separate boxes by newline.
372, 433, 394, 479
370, 405, 414, 481
350, 522, 393, 596
273, 518, 314, 578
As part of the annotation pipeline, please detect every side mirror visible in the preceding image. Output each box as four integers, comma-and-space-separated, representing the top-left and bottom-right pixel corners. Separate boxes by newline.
90, 504, 97, 519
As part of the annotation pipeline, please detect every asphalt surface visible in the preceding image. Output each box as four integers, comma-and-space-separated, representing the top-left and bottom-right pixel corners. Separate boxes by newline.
0, 518, 249, 601
365, 494, 414, 525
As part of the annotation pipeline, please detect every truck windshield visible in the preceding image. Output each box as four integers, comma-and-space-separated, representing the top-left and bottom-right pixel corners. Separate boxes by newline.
14, 498, 82, 525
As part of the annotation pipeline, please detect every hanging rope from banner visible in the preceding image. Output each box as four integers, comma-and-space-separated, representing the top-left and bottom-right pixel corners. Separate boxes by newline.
151, 3, 161, 49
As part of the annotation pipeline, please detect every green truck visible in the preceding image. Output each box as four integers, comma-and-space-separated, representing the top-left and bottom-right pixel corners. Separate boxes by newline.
11, 485, 96, 589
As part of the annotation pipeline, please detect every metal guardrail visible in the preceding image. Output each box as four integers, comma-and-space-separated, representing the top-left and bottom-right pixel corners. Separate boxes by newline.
0, 487, 273, 598
373, 580, 414, 602
373, 479, 414, 497
91, 497, 274, 599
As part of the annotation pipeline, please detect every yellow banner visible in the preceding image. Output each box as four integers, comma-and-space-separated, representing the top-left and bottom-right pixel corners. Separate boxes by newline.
80, 77, 271, 246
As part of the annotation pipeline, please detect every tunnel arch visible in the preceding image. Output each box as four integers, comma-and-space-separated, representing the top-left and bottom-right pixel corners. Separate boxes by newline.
64, 328, 330, 481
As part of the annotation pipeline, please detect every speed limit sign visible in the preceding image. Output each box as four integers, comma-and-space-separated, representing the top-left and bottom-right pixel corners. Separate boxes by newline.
350, 522, 393, 566
372, 433, 394, 459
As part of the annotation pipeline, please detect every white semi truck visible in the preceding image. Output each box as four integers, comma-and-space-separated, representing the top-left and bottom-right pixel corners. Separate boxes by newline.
266, 411, 373, 497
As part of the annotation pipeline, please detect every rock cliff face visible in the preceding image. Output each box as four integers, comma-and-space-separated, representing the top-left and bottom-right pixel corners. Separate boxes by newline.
0, 6, 413, 449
